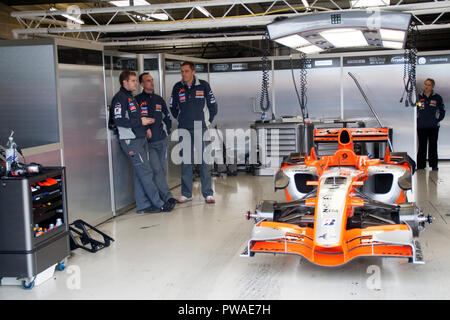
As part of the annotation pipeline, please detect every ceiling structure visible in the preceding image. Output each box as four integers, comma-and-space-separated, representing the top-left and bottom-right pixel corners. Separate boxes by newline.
3, 0, 450, 58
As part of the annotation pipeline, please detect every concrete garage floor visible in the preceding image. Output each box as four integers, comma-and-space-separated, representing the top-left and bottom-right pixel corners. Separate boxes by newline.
1, 164, 450, 300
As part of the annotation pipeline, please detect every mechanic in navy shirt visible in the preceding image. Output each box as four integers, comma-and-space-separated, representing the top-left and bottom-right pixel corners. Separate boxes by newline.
417, 78, 446, 171
136, 72, 176, 206
111, 70, 174, 213
170, 61, 218, 204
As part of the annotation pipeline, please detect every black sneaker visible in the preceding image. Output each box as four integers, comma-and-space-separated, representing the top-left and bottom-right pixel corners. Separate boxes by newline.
144, 206, 161, 213
161, 200, 175, 212
432, 167, 439, 171
168, 198, 177, 205
137, 206, 152, 214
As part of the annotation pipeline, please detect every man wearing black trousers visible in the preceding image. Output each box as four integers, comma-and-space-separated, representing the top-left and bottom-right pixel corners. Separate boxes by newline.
417, 78, 446, 171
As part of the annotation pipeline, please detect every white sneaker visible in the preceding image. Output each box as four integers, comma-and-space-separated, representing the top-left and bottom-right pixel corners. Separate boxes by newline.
205, 196, 215, 204
177, 196, 193, 203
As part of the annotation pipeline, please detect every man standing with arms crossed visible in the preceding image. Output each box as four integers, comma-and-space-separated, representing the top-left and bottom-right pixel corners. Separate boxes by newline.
136, 72, 176, 206
417, 78, 446, 171
170, 61, 218, 204
111, 70, 174, 213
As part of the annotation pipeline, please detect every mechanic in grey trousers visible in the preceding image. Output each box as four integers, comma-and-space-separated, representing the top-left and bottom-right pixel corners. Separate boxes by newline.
111, 70, 174, 214
136, 72, 176, 205
170, 61, 218, 204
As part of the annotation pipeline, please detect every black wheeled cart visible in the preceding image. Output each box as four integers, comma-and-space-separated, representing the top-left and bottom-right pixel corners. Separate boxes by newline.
0, 167, 70, 289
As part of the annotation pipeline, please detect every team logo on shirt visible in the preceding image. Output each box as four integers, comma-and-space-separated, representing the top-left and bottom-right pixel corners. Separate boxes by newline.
155, 104, 162, 111
140, 106, 148, 115
195, 90, 204, 98
128, 98, 137, 112
114, 102, 122, 119
430, 100, 437, 107
209, 90, 216, 104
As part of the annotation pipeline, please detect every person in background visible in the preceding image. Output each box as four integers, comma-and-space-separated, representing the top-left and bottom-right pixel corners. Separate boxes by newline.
417, 78, 446, 171
136, 72, 176, 206
111, 70, 174, 213
170, 61, 218, 204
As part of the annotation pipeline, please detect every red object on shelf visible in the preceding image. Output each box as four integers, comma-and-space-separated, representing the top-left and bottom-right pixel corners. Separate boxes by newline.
38, 178, 58, 187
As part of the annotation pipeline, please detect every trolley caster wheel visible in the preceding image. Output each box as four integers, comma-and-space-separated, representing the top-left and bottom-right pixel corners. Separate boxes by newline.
57, 262, 65, 271
22, 280, 35, 290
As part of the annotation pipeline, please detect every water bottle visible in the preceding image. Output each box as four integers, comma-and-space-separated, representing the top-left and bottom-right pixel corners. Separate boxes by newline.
55, 218, 63, 227
5, 131, 18, 173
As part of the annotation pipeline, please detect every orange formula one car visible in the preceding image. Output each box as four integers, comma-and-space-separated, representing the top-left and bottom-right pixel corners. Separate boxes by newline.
241, 127, 433, 266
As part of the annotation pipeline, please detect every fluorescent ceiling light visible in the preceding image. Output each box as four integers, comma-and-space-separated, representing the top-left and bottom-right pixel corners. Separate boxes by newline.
382, 40, 403, 49
110, 0, 149, 6
380, 29, 405, 42
132, 13, 169, 21
196, 6, 211, 17
297, 45, 323, 54
50, 7, 84, 24
148, 13, 169, 20
320, 28, 368, 48
275, 34, 310, 48
350, 0, 390, 8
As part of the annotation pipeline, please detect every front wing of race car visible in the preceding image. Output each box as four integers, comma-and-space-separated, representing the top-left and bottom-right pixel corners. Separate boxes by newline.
241, 221, 424, 266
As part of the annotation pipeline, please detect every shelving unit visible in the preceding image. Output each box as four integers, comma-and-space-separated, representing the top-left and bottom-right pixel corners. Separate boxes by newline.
0, 167, 70, 289
251, 121, 314, 176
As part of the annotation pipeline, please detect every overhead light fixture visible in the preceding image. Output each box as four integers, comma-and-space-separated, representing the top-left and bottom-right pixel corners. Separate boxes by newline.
50, 7, 84, 25
196, 6, 211, 17
148, 13, 169, 21
109, 0, 149, 6
301, 0, 310, 8
320, 28, 368, 48
266, 11, 411, 53
382, 40, 403, 49
132, 13, 169, 21
297, 45, 323, 54
275, 34, 310, 48
380, 28, 405, 42
350, 0, 390, 8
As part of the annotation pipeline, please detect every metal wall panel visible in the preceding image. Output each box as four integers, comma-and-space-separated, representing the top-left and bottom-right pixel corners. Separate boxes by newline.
26, 150, 61, 167
417, 60, 450, 159
58, 63, 112, 223
274, 68, 341, 120
207, 71, 266, 166
208, 71, 268, 130
0, 44, 60, 149
342, 64, 416, 159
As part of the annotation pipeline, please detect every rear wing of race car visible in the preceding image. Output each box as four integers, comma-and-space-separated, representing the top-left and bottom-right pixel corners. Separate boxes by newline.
313, 127, 391, 143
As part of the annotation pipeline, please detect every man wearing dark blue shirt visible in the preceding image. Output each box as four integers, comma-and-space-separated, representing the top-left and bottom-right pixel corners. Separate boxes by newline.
111, 70, 174, 213
136, 72, 176, 205
170, 61, 218, 204
417, 78, 446, 171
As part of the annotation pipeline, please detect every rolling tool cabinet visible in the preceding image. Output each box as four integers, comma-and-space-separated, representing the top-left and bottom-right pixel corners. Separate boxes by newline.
0, 167, 70, 289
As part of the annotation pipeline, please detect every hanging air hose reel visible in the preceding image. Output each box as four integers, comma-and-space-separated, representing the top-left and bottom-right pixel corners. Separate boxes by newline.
401, 23, 419, 107
259, 35, 271, 120
291, 53, 309, 122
